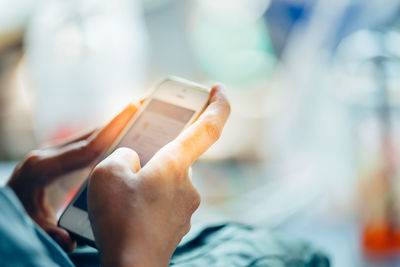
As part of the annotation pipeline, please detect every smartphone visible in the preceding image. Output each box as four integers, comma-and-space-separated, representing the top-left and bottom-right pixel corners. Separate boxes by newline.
58, 76, 210, 246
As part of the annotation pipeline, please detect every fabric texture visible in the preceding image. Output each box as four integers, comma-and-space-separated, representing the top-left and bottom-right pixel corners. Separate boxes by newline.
170, 223, 330, 267
69, 223, 330, 267
0, 186, 73, 267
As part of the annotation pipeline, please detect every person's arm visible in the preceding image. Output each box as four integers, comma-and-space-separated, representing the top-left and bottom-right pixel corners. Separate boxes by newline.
88, 85, 230, 267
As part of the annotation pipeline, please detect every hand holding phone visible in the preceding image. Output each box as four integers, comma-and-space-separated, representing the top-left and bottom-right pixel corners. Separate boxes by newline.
7, 102, 141, 251
59, 77, 226, 244
88, 85, 230, 266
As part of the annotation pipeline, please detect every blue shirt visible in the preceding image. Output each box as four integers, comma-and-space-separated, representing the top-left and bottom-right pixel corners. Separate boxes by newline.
0, 186, 74, 267
0, 186, 330, 267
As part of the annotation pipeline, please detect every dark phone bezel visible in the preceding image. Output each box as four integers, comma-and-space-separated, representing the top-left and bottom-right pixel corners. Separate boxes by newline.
57, 179, 97, 247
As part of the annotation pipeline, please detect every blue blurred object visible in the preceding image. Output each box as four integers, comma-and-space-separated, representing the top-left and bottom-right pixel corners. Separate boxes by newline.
265, 0, 400, 57
265, 0, 315, 57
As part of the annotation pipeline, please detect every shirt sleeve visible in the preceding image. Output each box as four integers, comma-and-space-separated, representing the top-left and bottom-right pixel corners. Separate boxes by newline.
0, 186, 74, 267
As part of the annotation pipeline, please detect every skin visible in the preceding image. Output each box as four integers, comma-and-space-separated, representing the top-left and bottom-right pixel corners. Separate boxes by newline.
7, 101, 142, 251
8, 85, 230, 266
88, 85, 230, 266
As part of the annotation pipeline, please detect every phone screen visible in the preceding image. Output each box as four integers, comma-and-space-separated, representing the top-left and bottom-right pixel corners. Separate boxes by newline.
73, 98, 195, 211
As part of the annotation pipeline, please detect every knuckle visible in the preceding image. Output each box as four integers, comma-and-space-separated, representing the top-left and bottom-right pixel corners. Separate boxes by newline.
92, 156, 131, 182
103, 160, 126, 175
90, 161, 132, 194
115, 147, 133, 155
131, 150, 140, 162
188, 189, 201, 214
204, 117, 222, 141
116, 147, 140, 161
91, 164, 108, 179
192, 190, 201, 211
26, 150, 41, 162
109, 163, 129, 175
92, 160, 117, 177
91, 164, 114, 188
22, 151, 42, 171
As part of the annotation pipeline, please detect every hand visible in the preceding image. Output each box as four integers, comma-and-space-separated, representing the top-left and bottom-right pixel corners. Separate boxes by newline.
7, 103, 140, 251
88, 85, 230, 267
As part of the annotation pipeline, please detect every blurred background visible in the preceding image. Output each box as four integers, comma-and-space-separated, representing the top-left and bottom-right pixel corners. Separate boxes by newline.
1, 0, 400, 265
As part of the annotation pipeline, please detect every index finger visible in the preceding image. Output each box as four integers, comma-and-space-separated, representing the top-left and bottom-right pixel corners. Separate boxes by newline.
147, 85, 230, 169
33, 102, 141, 181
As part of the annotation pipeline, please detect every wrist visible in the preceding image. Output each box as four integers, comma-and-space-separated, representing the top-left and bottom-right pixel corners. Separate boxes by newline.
101, 252, 146, 267
100, 245, 168, 267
